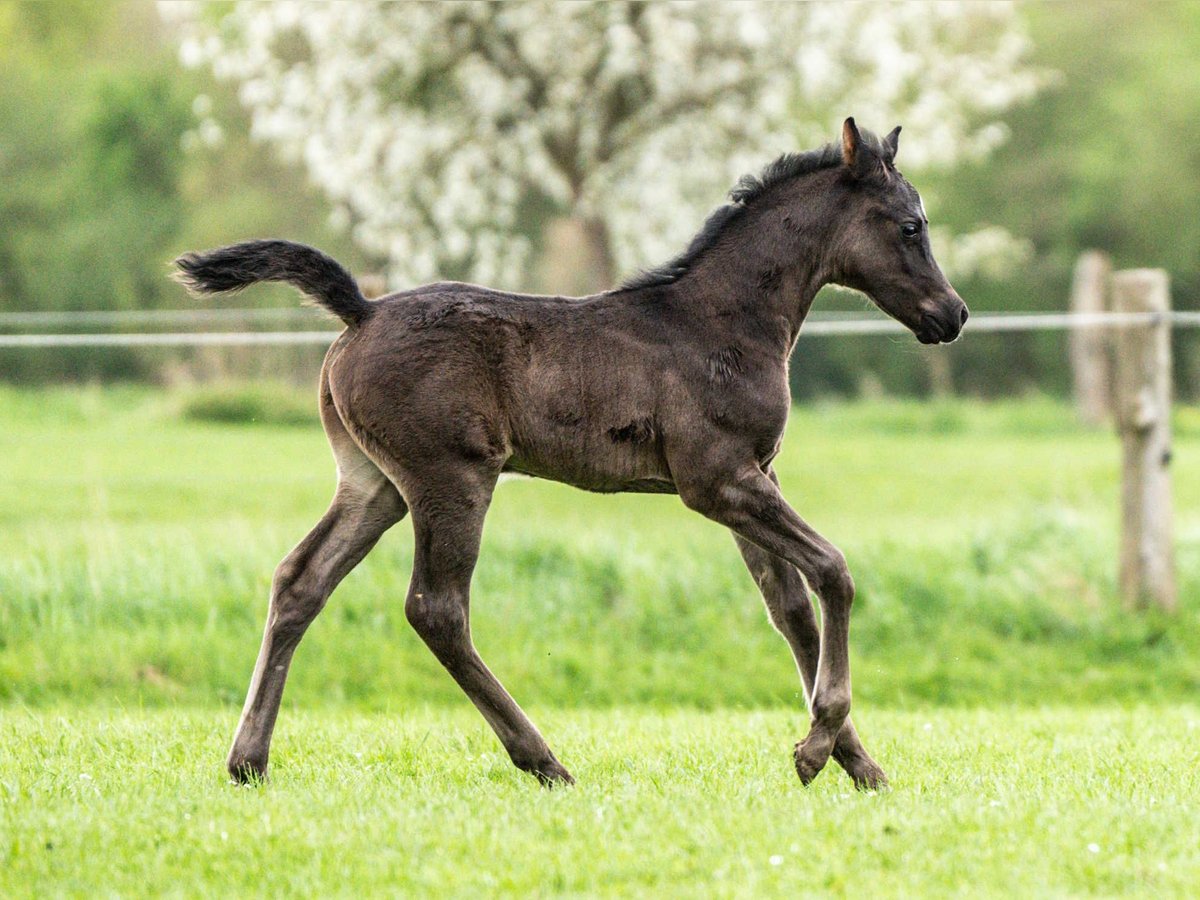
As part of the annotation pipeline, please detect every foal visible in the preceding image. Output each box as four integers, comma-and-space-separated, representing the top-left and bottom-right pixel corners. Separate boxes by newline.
177, 119, 966, 790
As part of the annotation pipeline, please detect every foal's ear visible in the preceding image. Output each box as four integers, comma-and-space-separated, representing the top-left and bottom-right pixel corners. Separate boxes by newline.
841, 117, 862, 168
883, 126, 901, 163
841, 117, 878, 178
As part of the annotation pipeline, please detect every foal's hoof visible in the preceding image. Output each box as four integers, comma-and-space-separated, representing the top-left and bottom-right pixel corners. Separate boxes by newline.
843, 758, 889, 792
529, 758, 576, 788
227, 757, 268, 785
793, 740, 832, 786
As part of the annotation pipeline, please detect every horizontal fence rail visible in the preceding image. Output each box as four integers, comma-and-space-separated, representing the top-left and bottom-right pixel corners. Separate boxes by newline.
4, 310, 1200, 348
0, 331, 341, 348
0, 307, 319, 328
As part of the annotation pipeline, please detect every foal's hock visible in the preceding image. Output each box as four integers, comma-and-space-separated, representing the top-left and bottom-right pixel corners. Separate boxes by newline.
176, 119, 965, 789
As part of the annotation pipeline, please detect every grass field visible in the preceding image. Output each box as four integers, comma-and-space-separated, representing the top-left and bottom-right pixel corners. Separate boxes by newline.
2, 384, 1199, 896
3, 707, 1199, 897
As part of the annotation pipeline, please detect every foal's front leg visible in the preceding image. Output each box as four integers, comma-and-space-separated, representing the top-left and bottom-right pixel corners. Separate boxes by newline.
735, 533, 887, 790
680, 465, 858, 786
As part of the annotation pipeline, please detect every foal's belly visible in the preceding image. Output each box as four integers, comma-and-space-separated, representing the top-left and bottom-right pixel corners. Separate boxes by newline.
502, 432, 676, 495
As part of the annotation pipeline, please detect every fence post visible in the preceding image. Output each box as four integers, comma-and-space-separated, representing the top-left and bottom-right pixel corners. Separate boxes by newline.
1069, 251, 1112, 424
1112, 269, 1175, 612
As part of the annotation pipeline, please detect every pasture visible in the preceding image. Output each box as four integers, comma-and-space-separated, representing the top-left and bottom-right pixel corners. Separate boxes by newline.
2, 384, 1199, 895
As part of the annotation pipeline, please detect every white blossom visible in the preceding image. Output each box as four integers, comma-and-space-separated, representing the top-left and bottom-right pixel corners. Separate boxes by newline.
160, 1, 1043, 290
933, 225, 1034, 283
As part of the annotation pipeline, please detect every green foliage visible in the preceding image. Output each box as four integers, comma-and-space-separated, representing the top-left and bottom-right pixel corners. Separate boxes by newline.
0, 1, 371, 383
923, 0, 1200, 398
3, 2, 1198, 401
0, 8, 187, 311
180, 381, 317, 427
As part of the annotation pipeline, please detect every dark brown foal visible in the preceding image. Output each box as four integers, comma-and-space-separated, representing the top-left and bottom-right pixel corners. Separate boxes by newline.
177, 119, 965, 790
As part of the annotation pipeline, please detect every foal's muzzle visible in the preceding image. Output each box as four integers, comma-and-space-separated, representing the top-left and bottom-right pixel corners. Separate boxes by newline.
916, 297, 969, 345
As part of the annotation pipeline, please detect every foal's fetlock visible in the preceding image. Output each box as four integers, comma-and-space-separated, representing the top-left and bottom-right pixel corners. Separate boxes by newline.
811, 693, 851, 728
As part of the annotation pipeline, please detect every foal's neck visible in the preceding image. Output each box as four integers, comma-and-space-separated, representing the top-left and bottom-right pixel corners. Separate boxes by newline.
673, 171, 841, 353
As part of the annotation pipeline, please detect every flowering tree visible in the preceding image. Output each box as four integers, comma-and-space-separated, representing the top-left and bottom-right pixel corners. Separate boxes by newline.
163, 1, 1041, 291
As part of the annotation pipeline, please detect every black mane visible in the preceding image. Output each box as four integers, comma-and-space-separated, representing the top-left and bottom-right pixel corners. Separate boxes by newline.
619, 133, 885, 292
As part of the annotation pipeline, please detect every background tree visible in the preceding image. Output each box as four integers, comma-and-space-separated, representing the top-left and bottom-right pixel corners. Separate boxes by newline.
163, 1, 1041, 294
926, 0, 1200, 397
18, 1, 1194, 399
0, 1, 368, 381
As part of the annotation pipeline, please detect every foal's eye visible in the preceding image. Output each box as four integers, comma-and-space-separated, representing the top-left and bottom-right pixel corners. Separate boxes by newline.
900, 222, 921, 238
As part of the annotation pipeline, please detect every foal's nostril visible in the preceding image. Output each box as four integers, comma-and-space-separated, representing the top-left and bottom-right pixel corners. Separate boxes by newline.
959, 304, 970, 327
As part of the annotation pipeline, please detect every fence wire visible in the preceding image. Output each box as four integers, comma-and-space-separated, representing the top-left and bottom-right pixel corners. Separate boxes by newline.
3, 310, 1200, 348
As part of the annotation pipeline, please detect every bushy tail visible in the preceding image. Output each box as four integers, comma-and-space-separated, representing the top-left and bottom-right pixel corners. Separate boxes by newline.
174, 239, 373, 328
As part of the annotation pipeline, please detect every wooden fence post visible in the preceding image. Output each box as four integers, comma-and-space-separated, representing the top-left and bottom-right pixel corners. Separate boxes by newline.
1069, 251, 1112, 424
1112, 269, 1175, 612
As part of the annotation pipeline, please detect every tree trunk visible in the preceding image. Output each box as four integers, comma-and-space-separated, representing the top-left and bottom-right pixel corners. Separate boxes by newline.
580, 216, 617, 291
534, 215, 617, 295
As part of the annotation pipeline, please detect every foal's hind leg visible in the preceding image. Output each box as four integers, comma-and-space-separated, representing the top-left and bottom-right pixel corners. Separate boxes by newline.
227, 452, 405, 783
735, 536, 887, 790
397, 464, 573, 786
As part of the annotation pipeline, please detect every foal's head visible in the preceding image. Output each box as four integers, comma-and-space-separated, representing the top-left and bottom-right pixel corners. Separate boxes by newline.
827, 118, 968, 344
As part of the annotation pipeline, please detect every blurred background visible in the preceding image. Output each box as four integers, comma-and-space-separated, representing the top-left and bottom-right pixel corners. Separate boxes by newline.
1, 1, 1198, 710
2, 0, 1198, 398
6, 6, 1200, 893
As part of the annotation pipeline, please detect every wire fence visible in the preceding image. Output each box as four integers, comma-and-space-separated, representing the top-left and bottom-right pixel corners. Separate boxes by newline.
0, 307, 315, 329
0, 331, 340, 348
4, 309, 1200, 348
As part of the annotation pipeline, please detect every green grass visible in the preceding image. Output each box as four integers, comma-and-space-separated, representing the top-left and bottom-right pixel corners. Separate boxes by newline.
3, 384, 1200, 896
178, 380, 317, 427
2, 707, 1197, 897
1, 385, 1198, 708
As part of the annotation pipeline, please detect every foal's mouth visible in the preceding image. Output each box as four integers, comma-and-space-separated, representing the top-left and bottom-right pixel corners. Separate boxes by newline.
916, 317, 949, 344
915, 304, 968, 345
